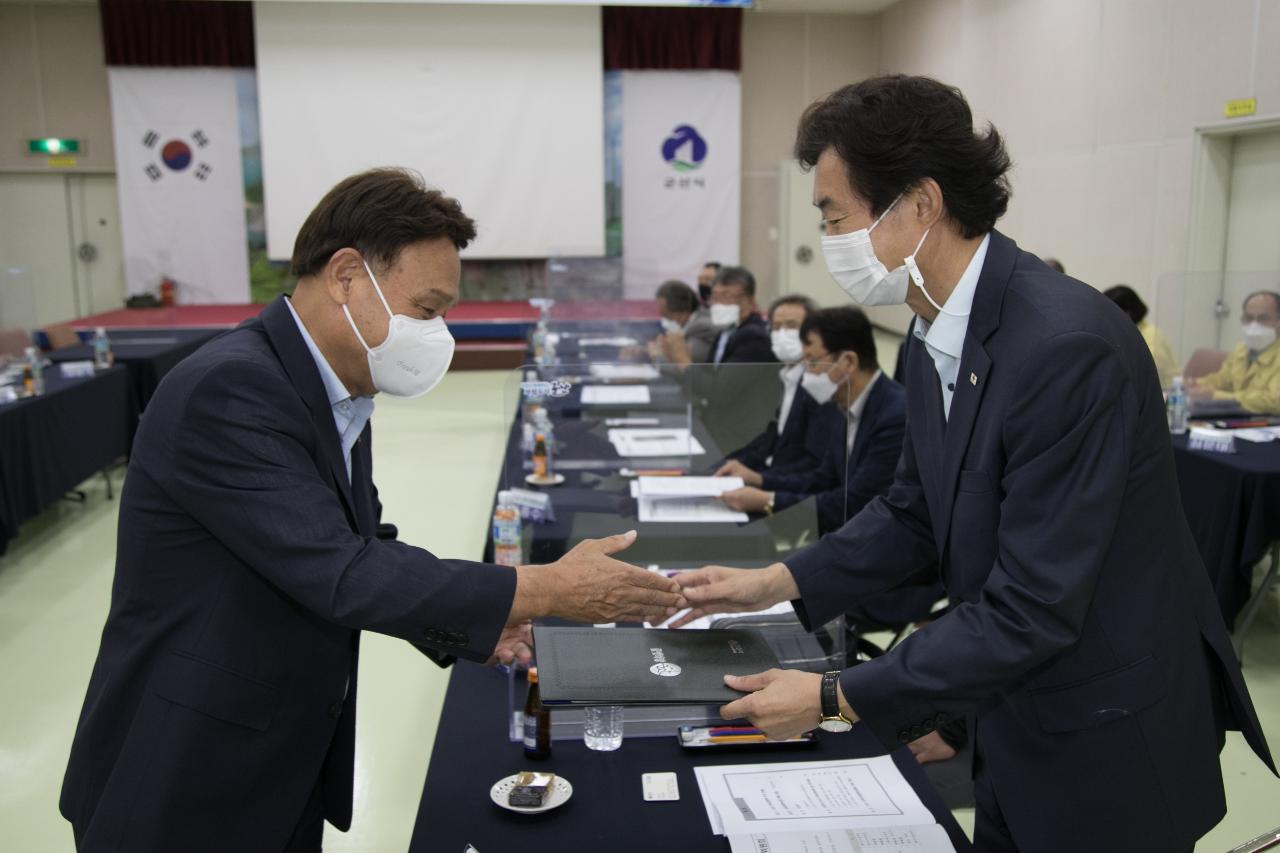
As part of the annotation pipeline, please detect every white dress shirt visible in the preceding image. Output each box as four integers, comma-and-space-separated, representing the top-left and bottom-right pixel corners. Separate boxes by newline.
846, 369, 883, 455
285, 298, 374, 483
911, 234, 990, 419
776, 363, 805, 434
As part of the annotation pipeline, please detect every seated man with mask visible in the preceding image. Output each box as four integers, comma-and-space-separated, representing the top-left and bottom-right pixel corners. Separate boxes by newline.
716, 294, 821, 475
1190, 290, 1280, 415
663, 266, 774, 367
652, 279, 719, 364
719, 306, 906, 536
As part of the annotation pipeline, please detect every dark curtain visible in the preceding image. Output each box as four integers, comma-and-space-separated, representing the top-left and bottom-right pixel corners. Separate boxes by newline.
603, 7, 742, 71
99, 0, 255, 67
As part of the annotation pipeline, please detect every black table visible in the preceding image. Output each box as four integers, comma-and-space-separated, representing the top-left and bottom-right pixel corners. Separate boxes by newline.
0, 365, 132, 553
1173, 435, 1280, 629
48, 327, 220, 417
409, 663, 971, 852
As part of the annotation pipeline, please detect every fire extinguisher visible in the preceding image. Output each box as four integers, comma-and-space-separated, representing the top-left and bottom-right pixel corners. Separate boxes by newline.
159, 277, 175, 307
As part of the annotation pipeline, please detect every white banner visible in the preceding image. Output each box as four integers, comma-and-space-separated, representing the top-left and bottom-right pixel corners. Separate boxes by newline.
108, 68, 250, 304
621, 71, 740, 298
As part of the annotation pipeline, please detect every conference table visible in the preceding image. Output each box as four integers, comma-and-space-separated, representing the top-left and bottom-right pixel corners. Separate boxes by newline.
0, 364, 131, 554
47, 327, 221, 418
409, 662, 972, 852
1172, 434, 1280, 629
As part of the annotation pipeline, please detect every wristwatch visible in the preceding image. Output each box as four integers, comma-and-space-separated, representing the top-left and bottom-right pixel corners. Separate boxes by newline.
818, 671, 853, 733
763, 492, 776, 516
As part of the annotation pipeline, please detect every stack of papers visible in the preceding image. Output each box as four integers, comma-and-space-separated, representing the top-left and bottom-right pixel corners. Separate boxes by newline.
694, 757, 954, 852
589, 364, 660, 381
581, 385, 651, 405
634, 476, 748, 524
608, 428, 706, 458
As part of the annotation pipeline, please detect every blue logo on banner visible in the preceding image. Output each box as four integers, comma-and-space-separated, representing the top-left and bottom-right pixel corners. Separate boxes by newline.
661, 125, 708, 172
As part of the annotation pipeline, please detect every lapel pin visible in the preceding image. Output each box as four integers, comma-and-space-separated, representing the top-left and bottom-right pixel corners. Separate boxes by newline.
969, 372, 978, 386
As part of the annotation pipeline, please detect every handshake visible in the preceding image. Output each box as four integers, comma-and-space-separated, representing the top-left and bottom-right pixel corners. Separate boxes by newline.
492, 530, 799, 667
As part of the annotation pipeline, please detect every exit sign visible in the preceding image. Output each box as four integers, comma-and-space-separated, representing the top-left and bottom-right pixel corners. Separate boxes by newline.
28, 138, 81, 155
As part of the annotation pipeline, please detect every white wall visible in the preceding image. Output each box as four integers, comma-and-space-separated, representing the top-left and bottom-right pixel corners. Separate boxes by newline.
874, 0, 1280, 330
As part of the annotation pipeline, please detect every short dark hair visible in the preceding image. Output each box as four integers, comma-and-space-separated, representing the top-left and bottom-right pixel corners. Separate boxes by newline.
795, 75, 1012, 239
801, 306, 878, 372
1243, 290, 1280, 314
702, 261, 722, 271
1044, 257, 1065, 274
656, 279, 698, 314
1104, 285, 1147, 324
291, 167, 477, 278
713, 265, 756, 297
768, 294, 818, 323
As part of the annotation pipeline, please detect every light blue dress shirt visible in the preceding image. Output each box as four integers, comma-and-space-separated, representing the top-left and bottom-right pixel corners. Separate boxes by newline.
911, 234, 990, 419
285, 298, 374, 482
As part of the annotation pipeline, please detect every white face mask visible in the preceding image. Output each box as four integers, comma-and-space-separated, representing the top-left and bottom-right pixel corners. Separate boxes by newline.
801, 366, 842, 405
342, 259, 456, 398
659, 317, 682, 334
820, 196, 956, 316
709, 302, 740, 329
1243, 322, 1277, 353
770, 328, 804, 364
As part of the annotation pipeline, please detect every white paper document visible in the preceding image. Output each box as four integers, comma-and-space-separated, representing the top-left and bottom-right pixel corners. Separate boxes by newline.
590, 364, 660, 381
581, 385, 652, 405
1229, 426, 1280, 442
637, 476, 742, 497
578, 336, 639, 347
647, 600, 795, 631
726, 825, 954, 853
637, 496, 749, 523
608, 428, 706, 458
694, 757, 940, 838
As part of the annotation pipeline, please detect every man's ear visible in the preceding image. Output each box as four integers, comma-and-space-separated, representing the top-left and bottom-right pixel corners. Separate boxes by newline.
840, 350, 861, 377
325, 248, 365, 306
913, 178, 946, 230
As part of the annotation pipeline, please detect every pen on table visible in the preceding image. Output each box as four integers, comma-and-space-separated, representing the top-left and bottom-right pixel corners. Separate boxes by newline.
709, 726, 763, 735
707, 734, 771, 743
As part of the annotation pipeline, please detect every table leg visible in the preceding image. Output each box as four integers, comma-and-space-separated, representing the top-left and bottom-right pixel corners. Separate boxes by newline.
1233, 543, 1280, 661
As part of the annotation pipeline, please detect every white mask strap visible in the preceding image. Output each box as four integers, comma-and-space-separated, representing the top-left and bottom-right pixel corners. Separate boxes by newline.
867, 193, 904, 234
361, 258, 395, 319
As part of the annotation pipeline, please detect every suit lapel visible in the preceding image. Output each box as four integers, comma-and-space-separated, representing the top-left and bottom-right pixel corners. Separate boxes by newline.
933, 231, 1015, 553
260, 296, 360, 530
910, 338, 947, 517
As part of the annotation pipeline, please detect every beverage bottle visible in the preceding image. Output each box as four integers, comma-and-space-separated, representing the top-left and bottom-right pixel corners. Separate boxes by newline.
1167, 375, 1188, 435
532, 433, 548, 479
24, 347, 44, 395
492, 504, 522, 567
92, 327, 113, 369
523, 667, 552, 760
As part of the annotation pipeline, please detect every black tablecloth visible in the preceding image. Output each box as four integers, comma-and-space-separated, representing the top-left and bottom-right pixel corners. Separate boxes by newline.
1173, 435, 1280, 628
48, 328, 220, 416
0, 365, 132, 553
409, 663, 971, 852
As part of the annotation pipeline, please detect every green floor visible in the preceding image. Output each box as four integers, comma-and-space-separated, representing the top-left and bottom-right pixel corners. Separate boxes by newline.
1, 369, 1277, 851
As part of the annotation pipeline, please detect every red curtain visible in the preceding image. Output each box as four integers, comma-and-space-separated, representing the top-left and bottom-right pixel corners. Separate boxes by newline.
603, 8, 742, 71
99, 0, 254, 67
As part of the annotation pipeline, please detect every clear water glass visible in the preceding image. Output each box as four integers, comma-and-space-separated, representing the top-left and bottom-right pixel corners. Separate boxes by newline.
583, 705, 624, 751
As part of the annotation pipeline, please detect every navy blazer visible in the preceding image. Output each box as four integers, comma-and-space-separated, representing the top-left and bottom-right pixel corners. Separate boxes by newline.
785, 232, 1274, 851
60, 297, 515, 851
763, 376, 906, 536
727, 370, 821, 472
714, 313, 776, 365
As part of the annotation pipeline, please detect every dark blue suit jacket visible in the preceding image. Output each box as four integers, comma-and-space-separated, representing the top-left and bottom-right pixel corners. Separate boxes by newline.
785, 232, 1274, 851
60, 297, 515, 851
763, 376, 906, 536
727, 371, 821, 472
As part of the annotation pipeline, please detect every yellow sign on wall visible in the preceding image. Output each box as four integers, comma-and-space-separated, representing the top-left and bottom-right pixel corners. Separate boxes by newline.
47, 156, 77, 168
1225, 98, 1257, 118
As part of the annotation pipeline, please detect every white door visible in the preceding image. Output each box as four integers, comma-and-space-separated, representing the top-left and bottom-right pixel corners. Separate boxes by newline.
69, 174, 126, 316
0, 174, 79, 330
1220, 129, 1280, 346
776, 159, 914, 335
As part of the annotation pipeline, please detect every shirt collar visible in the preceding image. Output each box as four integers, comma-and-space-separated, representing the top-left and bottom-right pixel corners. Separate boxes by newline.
285, 297, 353, 407
913, 233, 991, 360
781, 362, 805, 383
848, 370, 882, 421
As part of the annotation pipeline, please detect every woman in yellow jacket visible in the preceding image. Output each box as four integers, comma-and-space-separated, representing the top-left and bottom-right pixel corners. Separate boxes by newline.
1104, 285, 1178, 388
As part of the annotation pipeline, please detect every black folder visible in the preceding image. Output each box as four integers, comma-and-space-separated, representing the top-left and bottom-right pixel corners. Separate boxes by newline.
532, 626, 781, 706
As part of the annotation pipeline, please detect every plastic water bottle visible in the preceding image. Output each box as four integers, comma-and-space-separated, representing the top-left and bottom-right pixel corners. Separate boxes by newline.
492, 503, 522, 567
1167, 375, 1188, 435
24, 347, 44, 396
92, 327, 113, 369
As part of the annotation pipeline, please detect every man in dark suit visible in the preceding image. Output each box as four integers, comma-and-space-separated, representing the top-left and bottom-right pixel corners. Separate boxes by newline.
59, 168, 684, 852
718, 294, 821, 474
718, 306, 906, 537
672, 76, 1273, 851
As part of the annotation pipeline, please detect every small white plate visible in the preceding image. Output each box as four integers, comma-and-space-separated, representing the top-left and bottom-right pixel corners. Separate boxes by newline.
489, 773, 573, 814
524, 473, 566, 486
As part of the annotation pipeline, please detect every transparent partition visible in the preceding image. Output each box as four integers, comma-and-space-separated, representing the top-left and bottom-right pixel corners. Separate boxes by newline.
494, 358, 854, 741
